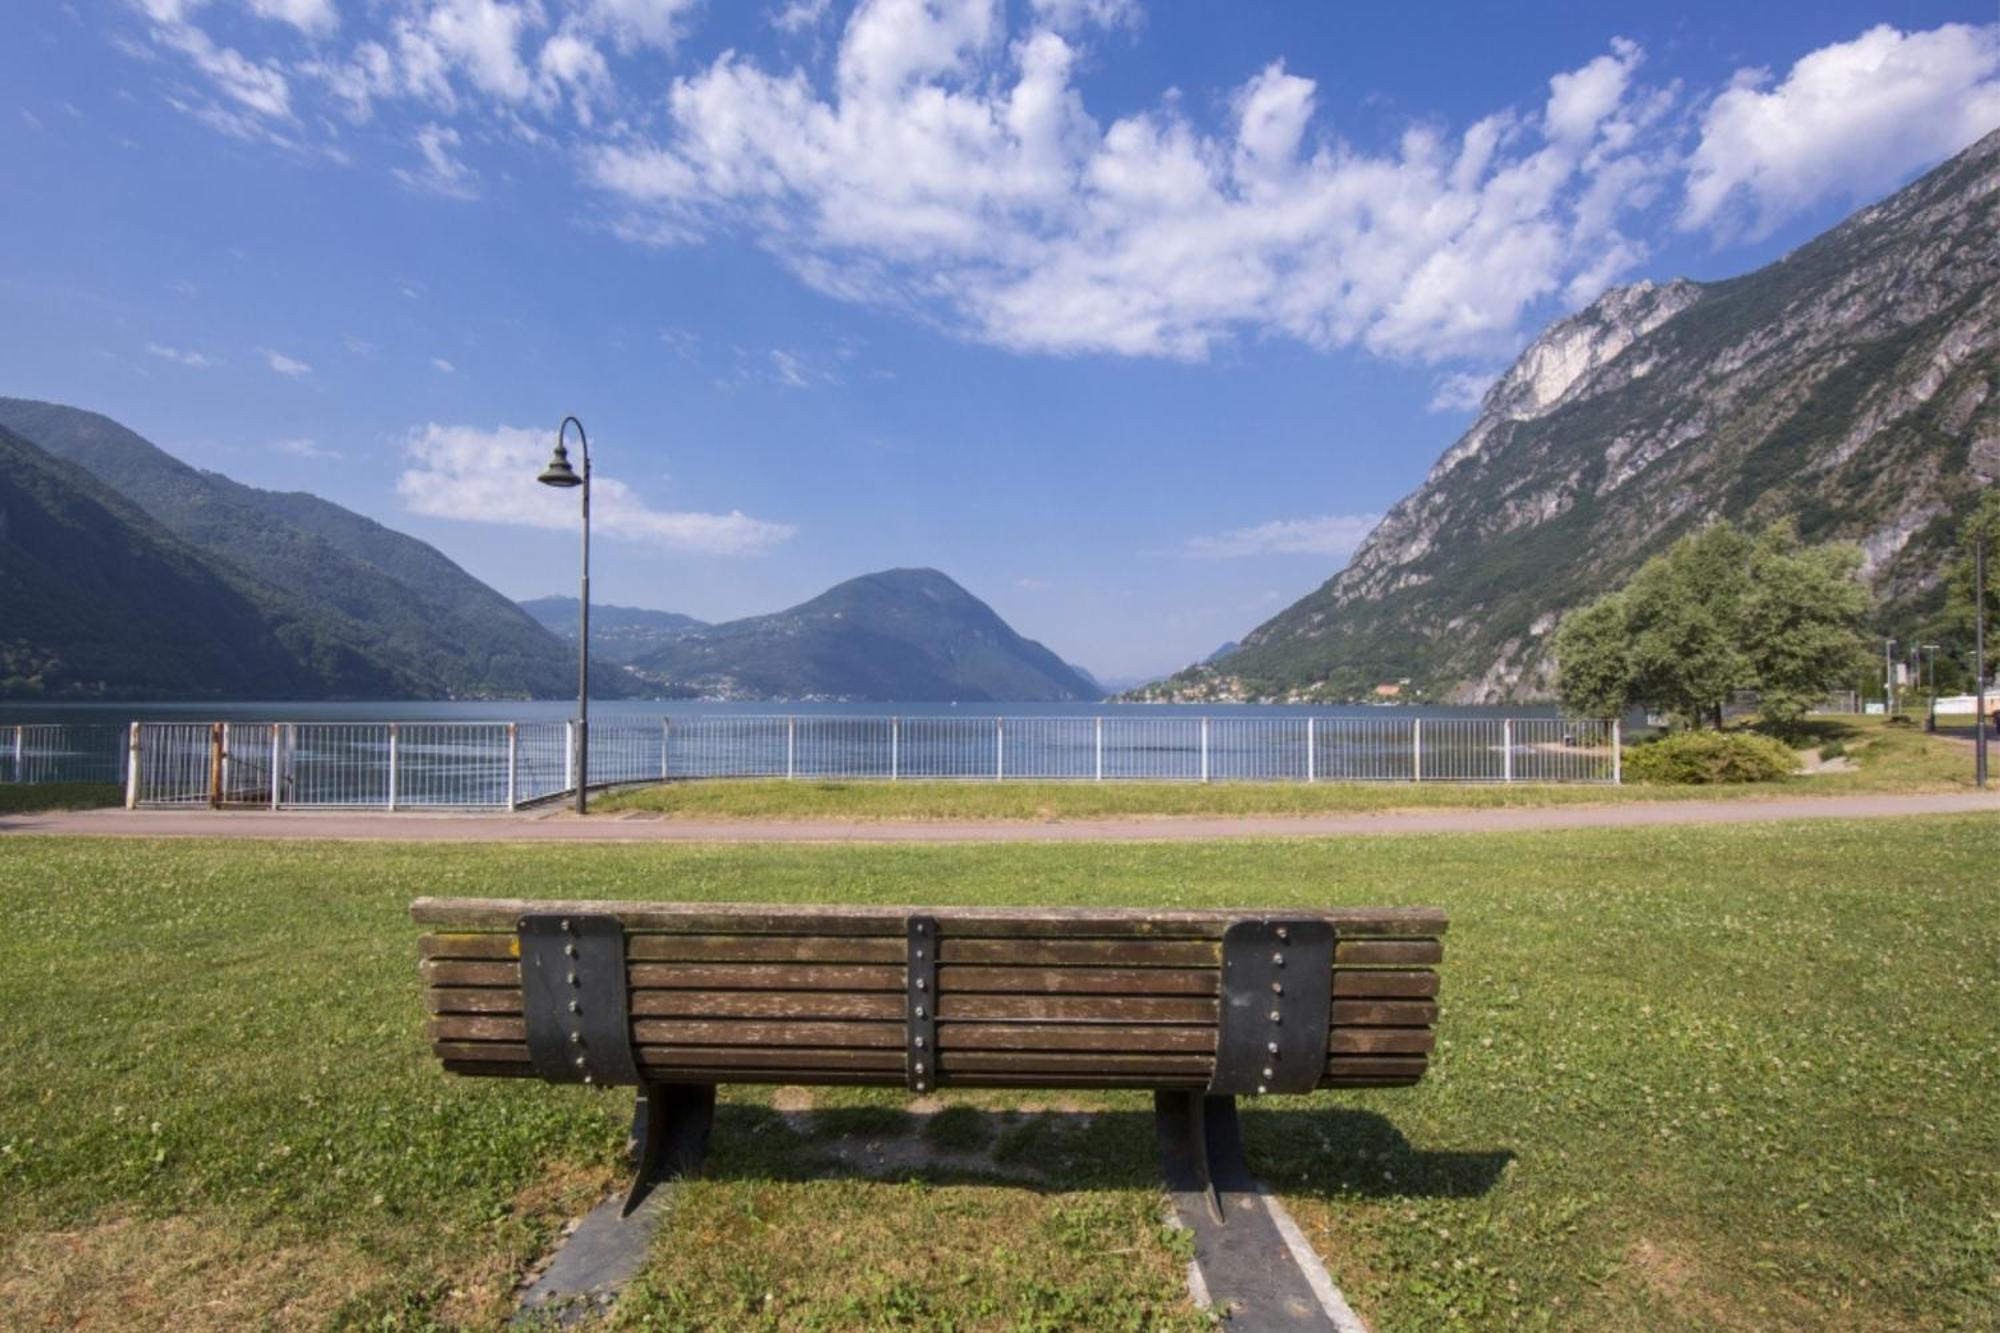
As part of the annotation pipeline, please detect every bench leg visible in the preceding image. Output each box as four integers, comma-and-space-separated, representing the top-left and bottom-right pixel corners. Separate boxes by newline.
624, 1082, 715, 1216
1154, 1090, 1248, 1226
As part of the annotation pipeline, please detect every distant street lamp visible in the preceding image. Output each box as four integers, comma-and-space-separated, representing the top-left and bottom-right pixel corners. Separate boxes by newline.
538, 416, 590, 814
1883, 637, 1897, 716
1977, 527, 1989, 789
1921, 643, 1939, 732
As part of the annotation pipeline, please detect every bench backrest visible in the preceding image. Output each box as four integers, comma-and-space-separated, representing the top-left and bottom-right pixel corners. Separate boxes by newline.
415, 898, 1446, 1095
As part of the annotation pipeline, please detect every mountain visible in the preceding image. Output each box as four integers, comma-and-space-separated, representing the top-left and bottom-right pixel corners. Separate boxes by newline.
519, 596, 709, 665
626, 568, 1101, 701
0, 424, 407, 698
1181, 129, 2000, 704
0, 398, 598, 700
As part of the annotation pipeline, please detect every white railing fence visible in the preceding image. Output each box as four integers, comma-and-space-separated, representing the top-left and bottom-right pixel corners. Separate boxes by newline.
0, 723, 132, 786
82, 714, 1621, 809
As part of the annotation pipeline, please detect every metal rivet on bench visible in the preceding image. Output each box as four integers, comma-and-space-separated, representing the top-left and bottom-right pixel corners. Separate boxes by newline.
914, 1061, 926, 1074
1266, 1042, 1279, 1054
1262, 1066, 1274, 1079
571, 1033, 584, 1045
567, 971, 579, 986
914, 1005, 926, 1019
1270, 981, 1283, 994
560, 919, 572, 932
1269, 1010, 1282, 1023
1272, 952, 1284, 966
564, 943, 577, 958
915, 978, 926, 990
1256, 1084, 1268, 1095
914, 1036, 926, 1048
1276, 926, 1289, 942
569, 1001, 581, 1013
574, 1055, 587, 1068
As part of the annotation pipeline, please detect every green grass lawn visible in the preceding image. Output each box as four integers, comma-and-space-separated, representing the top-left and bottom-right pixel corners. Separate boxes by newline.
593, 717, 1976, 821
1, 819, 1996, 1330
0, 782, 122, 813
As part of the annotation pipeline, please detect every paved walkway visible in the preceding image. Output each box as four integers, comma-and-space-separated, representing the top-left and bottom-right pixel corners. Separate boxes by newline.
3, 791, 1994, 843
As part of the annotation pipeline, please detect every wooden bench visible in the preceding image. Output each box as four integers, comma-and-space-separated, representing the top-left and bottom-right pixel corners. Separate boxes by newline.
415, 897, 1446, 1220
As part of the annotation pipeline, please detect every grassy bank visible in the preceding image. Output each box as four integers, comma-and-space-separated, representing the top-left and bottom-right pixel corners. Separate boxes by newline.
2, 818, 1995, 1329
593, 717, 1973, 821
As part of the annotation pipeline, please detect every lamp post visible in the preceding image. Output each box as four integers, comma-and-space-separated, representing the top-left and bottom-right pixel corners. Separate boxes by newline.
538, 417, 590, 814
1883, 637, 1896, 717
1921, 643, 1939, 732
1977, 527, 1988, 790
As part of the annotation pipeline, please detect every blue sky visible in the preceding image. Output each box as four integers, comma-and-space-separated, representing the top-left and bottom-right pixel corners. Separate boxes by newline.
5, 2, 1998, 681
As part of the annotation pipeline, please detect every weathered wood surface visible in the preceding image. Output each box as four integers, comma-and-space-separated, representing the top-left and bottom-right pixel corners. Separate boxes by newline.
412, 897, 1448, 938
418, 898, 1444, 1092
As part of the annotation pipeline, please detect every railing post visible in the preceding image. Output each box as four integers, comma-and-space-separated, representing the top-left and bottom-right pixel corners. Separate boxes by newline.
387, 723, 399, 811
1306, 717, 1316, 783
1502, 718, 1513, 783
661, 718, 670, 781
270, 726, 281, 810
787, 716, 796, 781
1094, 717, 1103, 782
11, 724, 21, 783
507, 723, 519, 810
891, 717, 900, 781
208, 722, 223, 809
125, 723, 141, 809
996, 717, 1004, 781
1200, 717, 1210, 783
1612, 719, 1622, 785
563, 720, 575, 794
1412, 717, 1422, 783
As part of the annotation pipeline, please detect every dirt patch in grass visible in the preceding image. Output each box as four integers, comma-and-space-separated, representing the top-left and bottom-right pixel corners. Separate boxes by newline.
0, 1213, 387, 1332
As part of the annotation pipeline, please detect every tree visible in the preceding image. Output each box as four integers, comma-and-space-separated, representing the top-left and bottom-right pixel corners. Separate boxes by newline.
1553, 595, 1631, 719
1621, 527, 1749, 728
1738, 523, 1869, 735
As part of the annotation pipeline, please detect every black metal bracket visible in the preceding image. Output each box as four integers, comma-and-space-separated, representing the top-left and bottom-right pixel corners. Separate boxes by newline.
1212, 918, 1334, 1096
623, 1081, 715, 1216
906, 915, 938, 1092
519, 914, 639, 1086
1155, 1090, 1248, 1225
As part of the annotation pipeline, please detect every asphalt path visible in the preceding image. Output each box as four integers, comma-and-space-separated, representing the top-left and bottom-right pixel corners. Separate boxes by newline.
3, 791, 1994, 843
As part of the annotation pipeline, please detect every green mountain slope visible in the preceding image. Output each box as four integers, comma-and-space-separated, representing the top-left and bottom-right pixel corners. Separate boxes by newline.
518, 596, 709, 665
627, 568, 1100, 701
1178, 129, 2000, 704
0, 398, 596, 700
0, 425, 405, 699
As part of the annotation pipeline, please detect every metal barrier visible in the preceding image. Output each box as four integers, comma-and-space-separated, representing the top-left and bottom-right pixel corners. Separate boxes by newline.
9, 713, 1620, 810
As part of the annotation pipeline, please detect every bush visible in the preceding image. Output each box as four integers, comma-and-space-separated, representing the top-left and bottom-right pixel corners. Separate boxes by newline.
1817, 739, 1847, 760
1625, 731, 1799, 785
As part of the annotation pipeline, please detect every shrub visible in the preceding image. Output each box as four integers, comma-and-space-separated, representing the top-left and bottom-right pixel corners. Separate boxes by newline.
1625, 730, 1799, 785
1817, 739, 1847, 760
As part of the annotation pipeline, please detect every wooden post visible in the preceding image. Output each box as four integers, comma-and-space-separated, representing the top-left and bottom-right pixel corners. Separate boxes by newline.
1306, 717, 1316, 783
1502, 718, 1513, 783
125, 722, 141, 809
1412, 717, 1422, 783
206, 722, 223, 808
387, 723, 399, 811
1200, 717, 1210, 783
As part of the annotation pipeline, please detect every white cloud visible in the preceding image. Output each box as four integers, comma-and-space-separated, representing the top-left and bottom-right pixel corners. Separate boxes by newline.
1029, 0, 1138, 32
583, 8, 1674, 362
771, 0, 830, 35
1014, 576, 1050, 590
393, 122, 479, 197
431, 356, 457, 372
245, 0, 338, 37
274, 437, 341, 459
769, 349, 809, 387
261, 348, 312, 376
397, 423, 797, 554
1183, 513, 1381, 560
145, 342, 216, 367
1427, 369, 1498, 413
1682, 22, 2000, 238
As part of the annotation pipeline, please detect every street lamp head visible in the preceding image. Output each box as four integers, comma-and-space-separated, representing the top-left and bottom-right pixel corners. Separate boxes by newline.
537, 439, 583, 488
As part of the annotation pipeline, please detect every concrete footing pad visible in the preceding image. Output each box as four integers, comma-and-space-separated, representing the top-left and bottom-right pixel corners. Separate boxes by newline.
514, 1187, 671, 1327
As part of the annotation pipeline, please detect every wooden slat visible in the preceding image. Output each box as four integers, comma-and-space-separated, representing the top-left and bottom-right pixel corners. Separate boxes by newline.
635, 1046, 908, 1072
937, 1023, 1213, 1053
429, 1015, 525, 1043
937, 966, 1215, 996
433, 1040, 530, 1064
629, 935, 905, 964
633, 991, 904, 1020
1328, 1028, 1435, 1055
634, 1019, 900, 1049
1332, 970, 1438, 998
938, 939, 1220, 967
425, 987, 521, 1015
628, 963, 904, 991
411, 897, 1447, 939
1330, 1000, 1438, 1027
1323, 1055, 1429, 1079
1334, 940, 1444, 966
940, 1051, 1211, 1075
937, 994, 1216, 1024
422, 960, 518, 987
420, 932, 517, 960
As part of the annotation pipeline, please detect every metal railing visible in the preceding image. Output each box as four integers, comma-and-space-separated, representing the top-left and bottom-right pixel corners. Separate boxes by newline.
99, 714, 1620, 809
0, 723, 131, 785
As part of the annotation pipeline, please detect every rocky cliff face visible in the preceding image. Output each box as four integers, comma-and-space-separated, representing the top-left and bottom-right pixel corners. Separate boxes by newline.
1188, 128, 2000, 704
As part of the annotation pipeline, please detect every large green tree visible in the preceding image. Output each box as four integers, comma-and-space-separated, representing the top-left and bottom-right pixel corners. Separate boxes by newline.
1554, 521, 1868, 731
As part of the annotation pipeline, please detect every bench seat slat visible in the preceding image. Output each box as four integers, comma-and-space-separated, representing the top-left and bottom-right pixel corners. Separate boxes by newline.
412, 897, 1448, 939
1332, 970, 1438, 998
